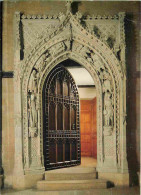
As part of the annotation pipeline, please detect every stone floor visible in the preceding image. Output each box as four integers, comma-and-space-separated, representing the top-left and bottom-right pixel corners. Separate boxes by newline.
80, 157, 97, 167
1, 187, 140, 195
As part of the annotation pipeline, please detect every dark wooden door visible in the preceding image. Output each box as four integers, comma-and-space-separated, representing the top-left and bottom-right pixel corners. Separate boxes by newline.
43, 65, 80, 170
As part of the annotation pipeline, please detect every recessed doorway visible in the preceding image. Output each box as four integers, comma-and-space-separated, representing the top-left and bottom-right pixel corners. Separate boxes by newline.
43, 59, 97, 170
66, 61, 97, 168
43, 65, 81, 170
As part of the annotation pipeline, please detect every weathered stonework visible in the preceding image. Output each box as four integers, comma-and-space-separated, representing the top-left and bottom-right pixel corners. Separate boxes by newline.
13, 2, 128, 188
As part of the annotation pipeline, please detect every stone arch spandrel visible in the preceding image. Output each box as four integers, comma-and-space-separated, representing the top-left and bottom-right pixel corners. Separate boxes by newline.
21, 12, 124, 85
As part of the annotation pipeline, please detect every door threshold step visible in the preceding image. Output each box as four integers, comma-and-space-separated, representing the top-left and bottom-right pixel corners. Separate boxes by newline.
45, 172, 97, 180
45, 166, 96, 173
37, 179, 108, 190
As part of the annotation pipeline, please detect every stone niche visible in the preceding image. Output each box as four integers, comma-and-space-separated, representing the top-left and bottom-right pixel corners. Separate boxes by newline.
13, 2, 129, 189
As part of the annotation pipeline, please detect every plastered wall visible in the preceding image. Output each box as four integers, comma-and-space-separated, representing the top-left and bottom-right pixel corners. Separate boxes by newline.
2, 1, 140, 187
78, 87, 96, 100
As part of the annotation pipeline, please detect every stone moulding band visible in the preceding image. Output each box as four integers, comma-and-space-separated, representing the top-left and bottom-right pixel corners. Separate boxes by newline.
21, 13, 119, 20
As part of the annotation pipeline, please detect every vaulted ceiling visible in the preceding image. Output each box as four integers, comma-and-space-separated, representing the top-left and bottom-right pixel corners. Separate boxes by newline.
66, 67, 95, 86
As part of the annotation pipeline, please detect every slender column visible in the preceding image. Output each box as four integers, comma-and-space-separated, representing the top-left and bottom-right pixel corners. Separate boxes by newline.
119, 12, 128, 173
13, 12, 24, 176
120, 76, 128, 173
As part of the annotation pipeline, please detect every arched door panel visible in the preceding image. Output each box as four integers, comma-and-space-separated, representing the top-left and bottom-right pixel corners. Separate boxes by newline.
43, 65, 80, 170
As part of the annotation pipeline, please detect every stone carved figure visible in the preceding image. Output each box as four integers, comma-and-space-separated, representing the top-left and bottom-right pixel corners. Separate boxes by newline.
81, 46, 91, 61
28, 70, 38, 93
49, 42, 66, 57
102, 70, 114, 136
104, 92, 113, 127
29, 94, 37, 128
28, 93, 38, 138
103, 71, 112, 93
28, 69, 39, 138
92, 54, 105, 72
64, 39, 71, 51
72, 42, 92, 62
40, 52, 50, 71
58, 12, 65, 22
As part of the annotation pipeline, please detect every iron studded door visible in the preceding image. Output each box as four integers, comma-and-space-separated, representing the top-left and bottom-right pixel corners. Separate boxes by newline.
43, 65, 80, 170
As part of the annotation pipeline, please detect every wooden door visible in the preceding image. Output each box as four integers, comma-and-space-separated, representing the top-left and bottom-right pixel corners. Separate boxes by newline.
43, 66, 80, 170
80, 98, 97, 158
91, 98, 97, 158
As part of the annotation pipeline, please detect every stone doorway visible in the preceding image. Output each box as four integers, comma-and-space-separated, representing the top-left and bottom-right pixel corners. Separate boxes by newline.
42, 59, 97, 171
13, 3, 129, 188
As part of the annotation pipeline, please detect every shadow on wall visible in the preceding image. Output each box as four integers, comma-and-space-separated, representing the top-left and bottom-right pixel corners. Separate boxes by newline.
71, 1, 81, 15
125, 13, 140, 186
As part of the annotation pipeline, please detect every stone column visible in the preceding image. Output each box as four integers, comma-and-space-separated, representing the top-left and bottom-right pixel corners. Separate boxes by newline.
26, 71, 44, 174
119, 12, 128, 173
120, 76, 128, 173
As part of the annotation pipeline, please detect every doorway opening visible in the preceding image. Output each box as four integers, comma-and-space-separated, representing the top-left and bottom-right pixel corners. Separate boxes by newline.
43, 64, 80, 170
65, 60, 97, 168
43, 59, 97, 170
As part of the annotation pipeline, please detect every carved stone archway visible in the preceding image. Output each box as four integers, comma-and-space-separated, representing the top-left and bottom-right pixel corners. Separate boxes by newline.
13, 4, 129, 188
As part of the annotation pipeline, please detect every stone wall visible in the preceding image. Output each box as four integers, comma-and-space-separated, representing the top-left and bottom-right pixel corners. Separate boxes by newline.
2, 1, 140, 187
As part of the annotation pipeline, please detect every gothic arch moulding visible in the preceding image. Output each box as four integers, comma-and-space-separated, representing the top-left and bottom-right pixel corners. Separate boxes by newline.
13, 3, 128, 180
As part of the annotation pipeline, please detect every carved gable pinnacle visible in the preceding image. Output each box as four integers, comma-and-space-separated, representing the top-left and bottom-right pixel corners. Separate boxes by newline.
66, 1, 73, 13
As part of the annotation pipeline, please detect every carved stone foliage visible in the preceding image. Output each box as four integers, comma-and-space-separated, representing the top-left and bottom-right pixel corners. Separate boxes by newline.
20, 10, 125, 67
22, 16, 61, 57
14, 4, 127, 174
